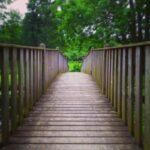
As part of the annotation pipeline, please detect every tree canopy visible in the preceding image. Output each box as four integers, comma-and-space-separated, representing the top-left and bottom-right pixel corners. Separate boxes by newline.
0, 0, 149, 63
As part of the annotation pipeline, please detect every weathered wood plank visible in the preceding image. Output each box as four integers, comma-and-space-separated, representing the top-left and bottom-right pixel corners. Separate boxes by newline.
113, 49, 118, 110
144, 46, 150, 150
127, 48, 134, 134
122, 48, 128, 124
10, 48, 18, 132
29, 50, 34, 108
117, 49, 122, 117
1, 48, 10, 144
18, 49, 25, 124
24, 49, 30, 115
134, 47, 142, 145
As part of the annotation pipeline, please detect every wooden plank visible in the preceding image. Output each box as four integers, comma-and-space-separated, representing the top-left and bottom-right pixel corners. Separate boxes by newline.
127, 48, 134, 134
29, 50, 34, 108
33, 50, 37, 103
42, 50, 46, 93
110, 50, 114, 104
1, 48, 10, 144
102, 51, 106, 94
18, 49, 25, 124
113, 50, 118, 110
105, 51, 109, 96
37, 51, 40, 99
108, 50, 111, 99
121, 48, 128, 124
134, 46, 142, 145
24, 49, 30, 115
117, 49, 122, 117
10, 48, 18, 132
144, 46, 150, 150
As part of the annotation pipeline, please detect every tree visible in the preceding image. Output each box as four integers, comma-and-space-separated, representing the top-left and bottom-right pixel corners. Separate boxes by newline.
0, 0, 13, 22
22, 0, 59, 47
0, 10, 23, 44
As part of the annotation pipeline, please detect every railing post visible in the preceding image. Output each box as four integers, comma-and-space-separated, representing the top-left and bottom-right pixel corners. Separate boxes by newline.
144, 45, 150, 150
1, 48, 9, 144
135, 46, 143, 145
18, 49, 25, 124
42, 48, 46, 93
10, 48, 18, 132
122, 48, 128, 124
127, 48, 134, 134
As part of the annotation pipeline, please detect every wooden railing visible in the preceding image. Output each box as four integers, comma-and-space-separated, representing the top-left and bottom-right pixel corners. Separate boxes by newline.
0, 44, 68, 145
82, 41, 150, 150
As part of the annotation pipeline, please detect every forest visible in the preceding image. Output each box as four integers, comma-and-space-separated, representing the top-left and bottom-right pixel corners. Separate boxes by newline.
0, 0, 149, 71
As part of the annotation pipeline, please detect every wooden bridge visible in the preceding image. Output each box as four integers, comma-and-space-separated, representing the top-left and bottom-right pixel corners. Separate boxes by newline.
0, 42, 150, 150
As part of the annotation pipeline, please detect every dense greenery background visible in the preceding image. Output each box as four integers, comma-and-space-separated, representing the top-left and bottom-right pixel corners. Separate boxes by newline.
0, 0, 149, 71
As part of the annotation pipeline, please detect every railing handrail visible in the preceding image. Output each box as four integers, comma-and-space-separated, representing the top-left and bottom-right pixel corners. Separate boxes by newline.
82, 41, 150, 60
0, 43, 58, 51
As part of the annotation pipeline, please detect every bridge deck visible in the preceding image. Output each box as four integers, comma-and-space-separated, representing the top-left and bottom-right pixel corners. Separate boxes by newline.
2, 73, 140, 150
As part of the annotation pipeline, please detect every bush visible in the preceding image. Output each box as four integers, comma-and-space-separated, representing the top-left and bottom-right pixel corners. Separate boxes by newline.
68, 61, 82, 72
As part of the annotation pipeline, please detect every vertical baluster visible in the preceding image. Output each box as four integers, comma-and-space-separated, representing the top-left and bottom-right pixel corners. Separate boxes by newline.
1, 47, 10, 143
122, 48, 128, 123
135, 46, 143, 145
33, 50, 37, 103
102, 51, 106, 94
105, 50, 108, 96
144, 45, 150, 150
18, 49, 24, 124
10, 48, 18, 132
24, 49, 29, 115
107, 50, 110, 100
117, 49, 122, 117
127, 48, 134, 134
110, 50, 114, 104
42, 49, 46, 93
114, 49, 118, 110
30, 50, 34, 108
36, 50, 40, 99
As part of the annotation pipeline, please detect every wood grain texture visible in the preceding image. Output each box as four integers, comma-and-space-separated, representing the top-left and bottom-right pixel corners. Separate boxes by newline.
144, 46, 150, 150
1, 48, 10, 144
10, 48, 18, 132
2, 73, 140, 150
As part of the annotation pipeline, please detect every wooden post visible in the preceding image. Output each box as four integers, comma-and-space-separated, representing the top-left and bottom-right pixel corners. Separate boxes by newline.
127, 48, 134, 134
117, 49, 122, 117
42, 49, 46, 93
144, 46, 150, 150
105, 50, 108, 96
102, 51, 106, 94
10, 48, 18, 132
29, 50, 34, 108
135, 46, 142, 145
1, 48, 10, 144
18, 49, 25, 124
122, 48, 128, 124
110, 50, 114, 105
114, 49, 118, 110
24, 49, 30, 115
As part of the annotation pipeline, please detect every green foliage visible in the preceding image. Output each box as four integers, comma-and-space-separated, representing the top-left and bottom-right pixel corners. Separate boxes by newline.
0, 10, 23, 44
0, 0, 149, 67
68, 61, 82, 72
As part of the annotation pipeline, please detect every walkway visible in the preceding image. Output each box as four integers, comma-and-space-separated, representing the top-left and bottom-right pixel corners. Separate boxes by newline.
2, 73, 140, 150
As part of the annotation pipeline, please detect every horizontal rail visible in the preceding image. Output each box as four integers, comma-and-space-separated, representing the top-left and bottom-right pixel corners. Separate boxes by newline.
82, 41, 150, 150
0, 43, 57, 51
0, 44, 68, 146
